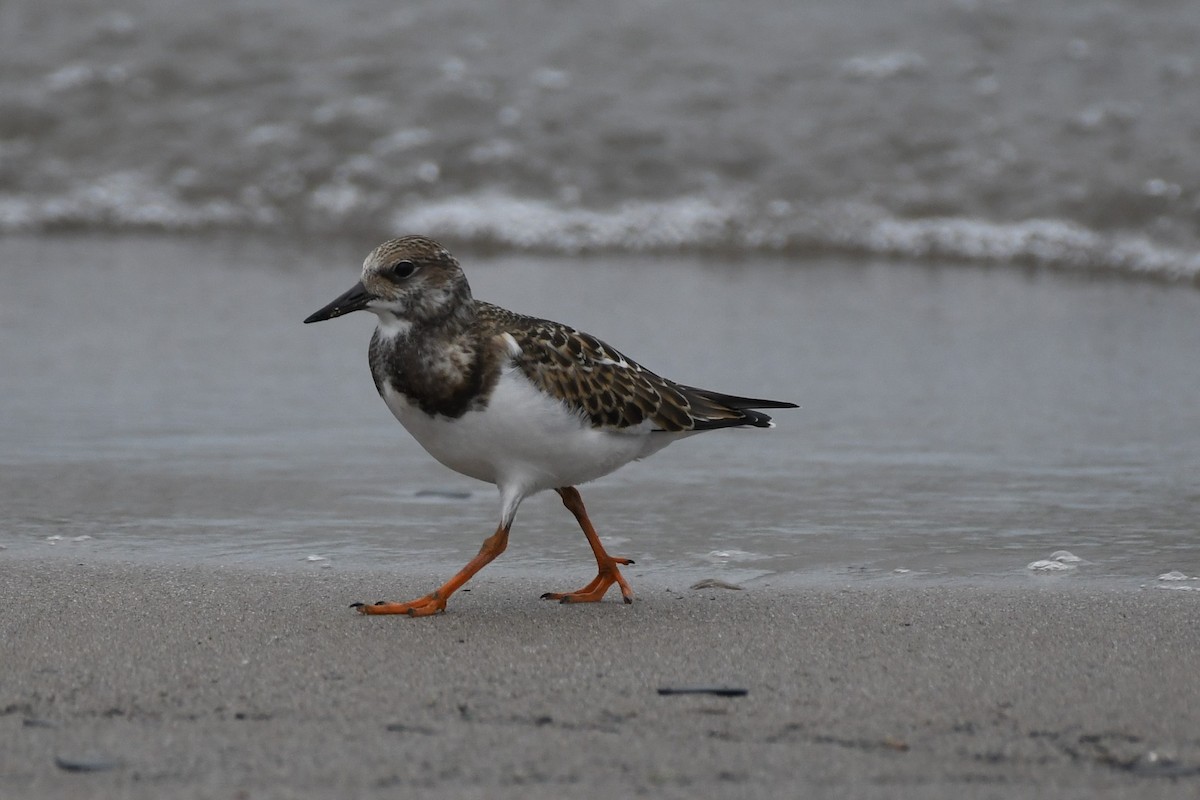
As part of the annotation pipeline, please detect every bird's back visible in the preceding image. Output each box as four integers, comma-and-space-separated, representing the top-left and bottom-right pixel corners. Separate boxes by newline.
475, 301, 796, 433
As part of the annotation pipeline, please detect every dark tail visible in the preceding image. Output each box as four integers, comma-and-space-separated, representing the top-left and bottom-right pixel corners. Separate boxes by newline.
682, 387, 798, 430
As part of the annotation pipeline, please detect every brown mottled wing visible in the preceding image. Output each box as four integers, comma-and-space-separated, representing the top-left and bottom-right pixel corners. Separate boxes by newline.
476, 302, 796, 432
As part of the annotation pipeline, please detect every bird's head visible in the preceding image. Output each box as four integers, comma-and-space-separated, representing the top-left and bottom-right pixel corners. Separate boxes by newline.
304, 235, 472, 330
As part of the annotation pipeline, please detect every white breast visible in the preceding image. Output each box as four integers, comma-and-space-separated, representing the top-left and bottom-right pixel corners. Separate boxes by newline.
379, 366, 682, 494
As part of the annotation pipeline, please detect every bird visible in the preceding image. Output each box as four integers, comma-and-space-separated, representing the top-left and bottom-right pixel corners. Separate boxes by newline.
304, 235, 796, 616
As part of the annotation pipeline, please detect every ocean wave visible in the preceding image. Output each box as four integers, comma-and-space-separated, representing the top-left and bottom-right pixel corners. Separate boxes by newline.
396, 195, 1200, 282
6, 0, 1200, 290
3, 181, 1197, 283
0, 173, 275, 232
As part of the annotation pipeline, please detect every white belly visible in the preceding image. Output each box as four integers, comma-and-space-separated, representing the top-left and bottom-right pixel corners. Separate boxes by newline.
380, 367, 681, 493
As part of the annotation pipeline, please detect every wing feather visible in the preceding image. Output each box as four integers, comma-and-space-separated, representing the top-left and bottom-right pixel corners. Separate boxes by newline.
475, 302, 795, 432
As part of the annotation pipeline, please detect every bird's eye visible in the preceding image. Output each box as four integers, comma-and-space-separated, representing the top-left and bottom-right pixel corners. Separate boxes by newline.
388, 260, 417, 280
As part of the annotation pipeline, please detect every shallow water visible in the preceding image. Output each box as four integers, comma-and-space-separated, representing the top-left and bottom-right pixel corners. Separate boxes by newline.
2, 236, 1197, 590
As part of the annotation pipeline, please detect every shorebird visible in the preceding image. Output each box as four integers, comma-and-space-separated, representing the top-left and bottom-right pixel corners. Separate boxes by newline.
304, 236, 796, 615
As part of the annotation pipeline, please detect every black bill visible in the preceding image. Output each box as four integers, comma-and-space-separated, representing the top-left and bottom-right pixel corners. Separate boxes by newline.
304, 281, 372, 323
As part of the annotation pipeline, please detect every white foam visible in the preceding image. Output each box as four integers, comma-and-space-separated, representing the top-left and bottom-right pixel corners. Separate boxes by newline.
1027, 549, 1086, 572
703, 549, 761, 563
1157, 570, 1191, 581
2, 177, 1197, 282
1027, 559, 1075, 572
0, 172, 247, 232
395, 195, 736, 253
839, 51, 928, 80
393, 194, 1200, 282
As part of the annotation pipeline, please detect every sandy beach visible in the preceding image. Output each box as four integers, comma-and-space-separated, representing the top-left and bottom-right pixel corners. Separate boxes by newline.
2, 235, 1199, 800
2, 557, 1197, 799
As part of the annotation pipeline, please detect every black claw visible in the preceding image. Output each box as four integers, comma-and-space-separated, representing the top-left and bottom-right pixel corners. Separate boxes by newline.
349, 602, 364, 609
623, 596, 633, 605
374, 600, 387, 606
540, 592, 554, 600
627, 559, 636, 565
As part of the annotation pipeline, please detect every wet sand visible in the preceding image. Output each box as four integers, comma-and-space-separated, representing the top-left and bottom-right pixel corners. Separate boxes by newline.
3, 558, 1198, 798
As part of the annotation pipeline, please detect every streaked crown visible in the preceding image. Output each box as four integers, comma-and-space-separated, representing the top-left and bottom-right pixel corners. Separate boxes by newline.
361, 236, 472, 325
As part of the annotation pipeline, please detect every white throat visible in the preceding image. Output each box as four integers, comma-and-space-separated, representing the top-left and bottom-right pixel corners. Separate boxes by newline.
372, 309, 413, 339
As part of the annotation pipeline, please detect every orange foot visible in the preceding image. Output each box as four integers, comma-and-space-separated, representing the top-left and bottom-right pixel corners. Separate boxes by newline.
541, 557, 635, 604
351, 592, 446, 617
350, 524, 511, 618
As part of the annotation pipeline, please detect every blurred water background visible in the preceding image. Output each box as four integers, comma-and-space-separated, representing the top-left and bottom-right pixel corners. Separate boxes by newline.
3, 0, 1200, 279
1, 0, 1198, 589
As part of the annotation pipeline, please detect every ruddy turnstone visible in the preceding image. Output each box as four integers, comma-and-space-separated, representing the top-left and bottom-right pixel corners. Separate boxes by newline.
305, 235, 796, 616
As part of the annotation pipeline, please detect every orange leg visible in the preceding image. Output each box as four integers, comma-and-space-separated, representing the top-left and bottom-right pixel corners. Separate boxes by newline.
541, 486, 634, 604
353, 524, 509, 617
